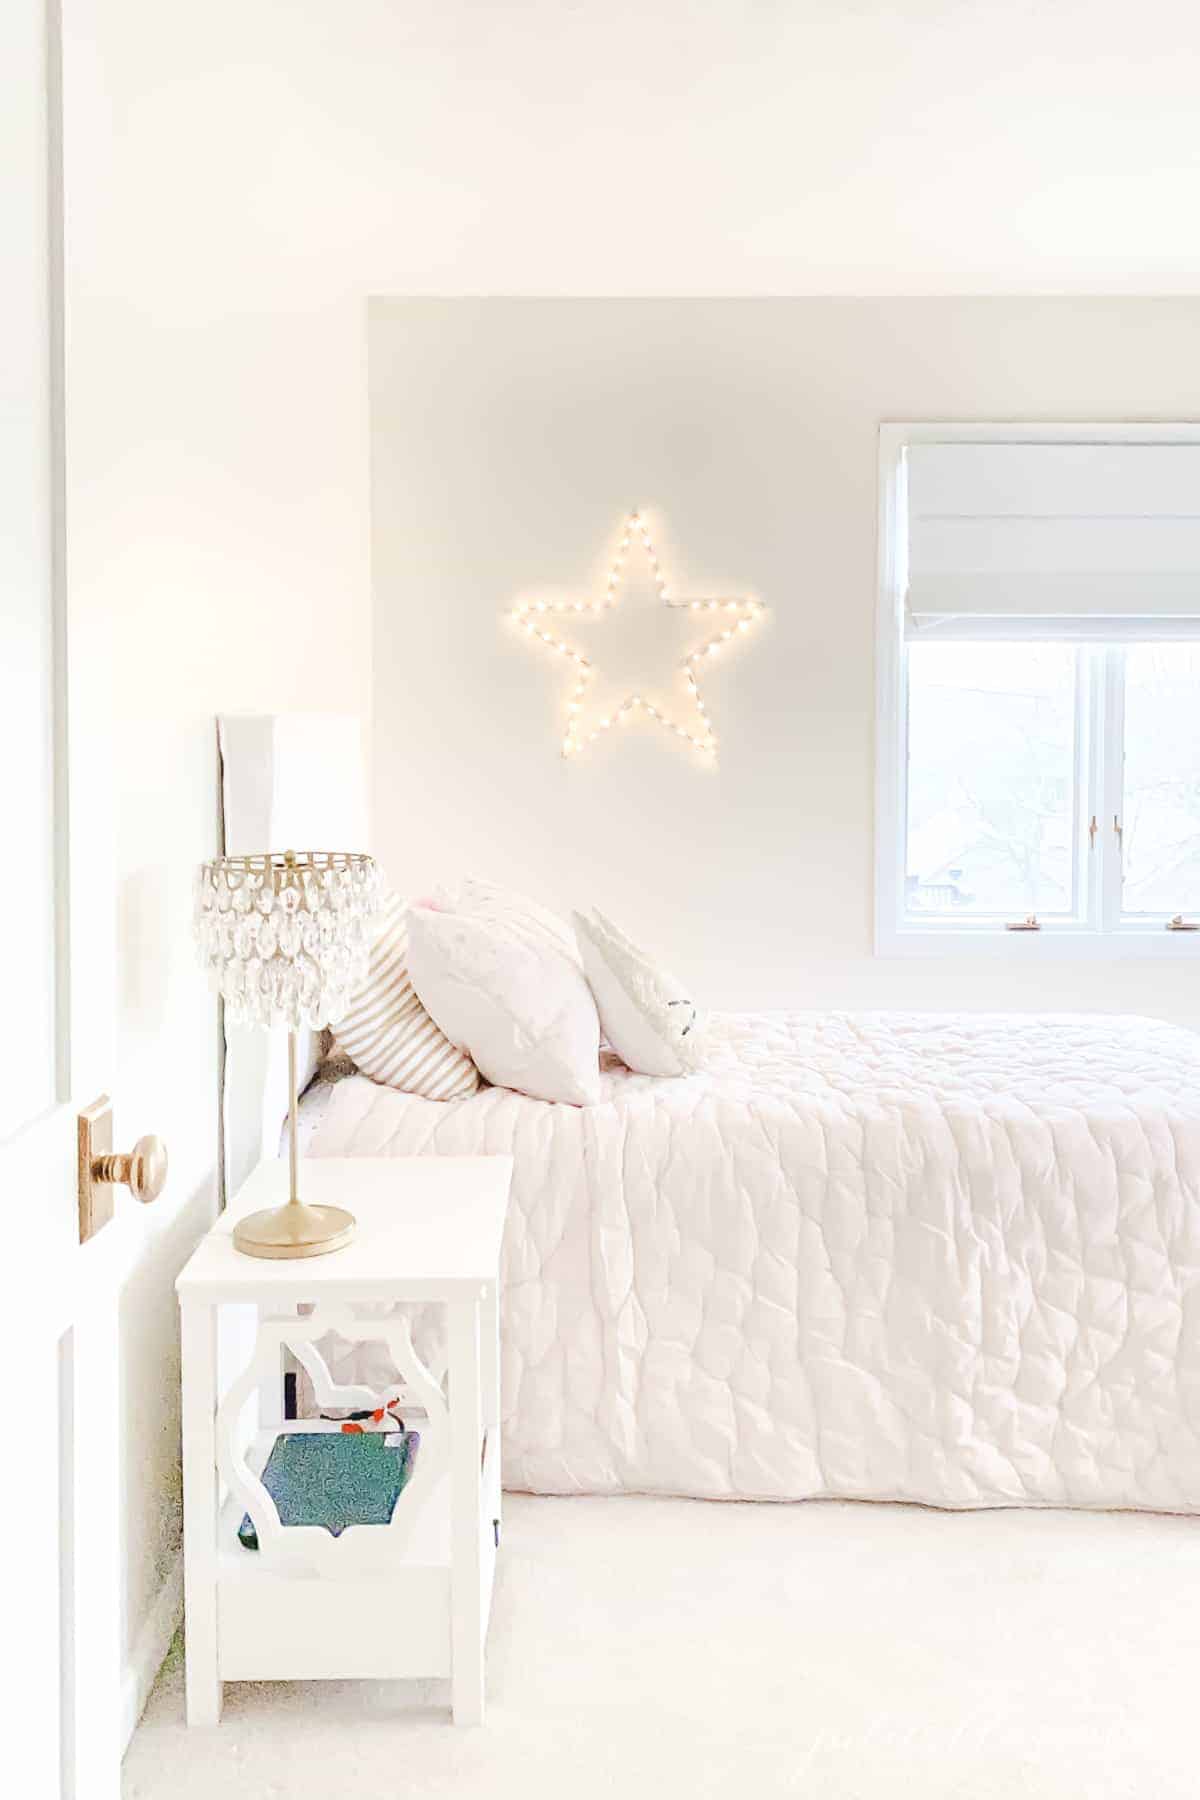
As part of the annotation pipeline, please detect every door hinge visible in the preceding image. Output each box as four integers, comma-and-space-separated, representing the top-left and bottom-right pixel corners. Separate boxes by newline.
1088, 815, 1098, 848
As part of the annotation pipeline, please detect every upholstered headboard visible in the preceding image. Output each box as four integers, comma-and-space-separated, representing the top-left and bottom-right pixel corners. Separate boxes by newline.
217, 714, 371, 1198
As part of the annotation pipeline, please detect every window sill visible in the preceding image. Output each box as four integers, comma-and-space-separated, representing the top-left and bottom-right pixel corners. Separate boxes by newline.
876, 925, 1200, 961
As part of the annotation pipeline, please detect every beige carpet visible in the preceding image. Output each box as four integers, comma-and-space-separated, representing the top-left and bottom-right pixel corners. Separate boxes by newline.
125, 1494, 1200, 1799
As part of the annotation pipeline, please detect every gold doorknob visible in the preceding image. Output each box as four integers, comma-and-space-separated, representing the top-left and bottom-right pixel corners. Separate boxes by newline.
92, 1135, 168, 1204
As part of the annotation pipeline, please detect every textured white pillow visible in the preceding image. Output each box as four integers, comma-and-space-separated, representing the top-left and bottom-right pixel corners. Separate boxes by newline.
330, 892, 482, 1100
453, 877, 581, 963
573, 909, 707, 1078
407, 883, 601, 1106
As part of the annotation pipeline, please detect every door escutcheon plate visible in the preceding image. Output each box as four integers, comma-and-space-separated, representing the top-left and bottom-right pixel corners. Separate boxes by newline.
78, 1096, 114, 1243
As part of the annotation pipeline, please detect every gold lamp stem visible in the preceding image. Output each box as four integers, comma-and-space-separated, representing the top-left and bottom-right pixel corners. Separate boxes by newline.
288, 1027, 300, 1206
229, 1024, 356, 1259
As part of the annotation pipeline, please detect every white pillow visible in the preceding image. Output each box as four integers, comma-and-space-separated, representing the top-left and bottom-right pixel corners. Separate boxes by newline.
451, 877, 581, 963
330, 892, 482, 1100
573, 909, 707, 1078
407, 883, 601, 1106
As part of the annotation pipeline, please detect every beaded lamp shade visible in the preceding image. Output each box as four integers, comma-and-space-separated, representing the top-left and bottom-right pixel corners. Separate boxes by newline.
195, 850, 382, 1030
194, 849, 383, 1258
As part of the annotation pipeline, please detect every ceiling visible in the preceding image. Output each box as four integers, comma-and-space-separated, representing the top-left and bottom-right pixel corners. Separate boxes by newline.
87, 0, 1200, 294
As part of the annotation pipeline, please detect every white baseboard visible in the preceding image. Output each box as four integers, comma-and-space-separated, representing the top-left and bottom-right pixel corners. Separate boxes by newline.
120, 1548, 184, 1753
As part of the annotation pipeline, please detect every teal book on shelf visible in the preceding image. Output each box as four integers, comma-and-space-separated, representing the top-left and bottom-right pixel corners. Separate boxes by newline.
238, 1429, 421, 1550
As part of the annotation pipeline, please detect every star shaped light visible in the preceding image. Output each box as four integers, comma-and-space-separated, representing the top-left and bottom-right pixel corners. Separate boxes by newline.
508, 510, 764, 763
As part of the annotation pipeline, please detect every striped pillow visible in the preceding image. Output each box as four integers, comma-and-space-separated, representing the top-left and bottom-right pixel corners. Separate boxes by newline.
331, 893, 482, 1100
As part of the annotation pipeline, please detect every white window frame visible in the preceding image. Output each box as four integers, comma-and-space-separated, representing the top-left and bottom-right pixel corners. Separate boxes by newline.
876, 422, 1200, 960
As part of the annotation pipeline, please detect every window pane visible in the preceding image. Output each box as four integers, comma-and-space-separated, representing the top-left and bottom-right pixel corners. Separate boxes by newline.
1121, 644, 1200, 916
905, 643, 1078, 918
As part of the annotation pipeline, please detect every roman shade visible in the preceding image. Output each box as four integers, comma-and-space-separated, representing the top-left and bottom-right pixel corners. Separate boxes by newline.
905, 442, 1200, 640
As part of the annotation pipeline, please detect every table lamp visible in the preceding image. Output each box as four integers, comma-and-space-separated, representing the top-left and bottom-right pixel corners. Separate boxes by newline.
194, 849, 382, 1257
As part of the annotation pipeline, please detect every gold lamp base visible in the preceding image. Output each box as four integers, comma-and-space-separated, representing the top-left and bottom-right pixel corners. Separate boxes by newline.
233, 1200, 356, 1260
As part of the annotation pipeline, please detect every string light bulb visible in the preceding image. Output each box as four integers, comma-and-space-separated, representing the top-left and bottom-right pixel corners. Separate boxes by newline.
507, 508, 764, 764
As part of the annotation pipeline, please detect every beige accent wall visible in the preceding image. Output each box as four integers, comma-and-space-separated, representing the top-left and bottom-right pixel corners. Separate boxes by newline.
369, 298, 1200, 1021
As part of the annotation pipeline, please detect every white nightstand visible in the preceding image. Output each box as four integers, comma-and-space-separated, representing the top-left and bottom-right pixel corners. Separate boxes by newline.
175, 1155, 513, 1727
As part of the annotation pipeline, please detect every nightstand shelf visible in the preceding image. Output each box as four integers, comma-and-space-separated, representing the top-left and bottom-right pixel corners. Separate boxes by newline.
176, 1156, 512, 1725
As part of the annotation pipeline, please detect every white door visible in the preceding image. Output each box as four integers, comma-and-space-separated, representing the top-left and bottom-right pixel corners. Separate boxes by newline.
2, 4, 136, 1794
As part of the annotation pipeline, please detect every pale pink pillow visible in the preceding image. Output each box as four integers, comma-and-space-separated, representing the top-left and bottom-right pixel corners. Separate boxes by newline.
406, 882, 601, 1106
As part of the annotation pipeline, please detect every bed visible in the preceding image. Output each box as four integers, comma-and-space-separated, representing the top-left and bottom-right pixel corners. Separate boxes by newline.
219, 713, 1200, 1513
299, 1007, 1200, 1512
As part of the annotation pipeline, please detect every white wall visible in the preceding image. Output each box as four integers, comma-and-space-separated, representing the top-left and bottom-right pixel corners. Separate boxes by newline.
369, 297, 1200, 1022
62, 20, 375, 1731
61, 323, 372, 1718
